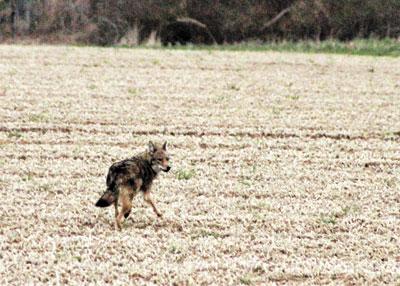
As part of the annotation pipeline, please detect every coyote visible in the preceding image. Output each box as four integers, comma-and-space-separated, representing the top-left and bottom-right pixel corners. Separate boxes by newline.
95, 141, 171, 230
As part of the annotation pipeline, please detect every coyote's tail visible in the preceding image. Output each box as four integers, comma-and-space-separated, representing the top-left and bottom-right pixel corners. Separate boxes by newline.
95, 189, 116, 207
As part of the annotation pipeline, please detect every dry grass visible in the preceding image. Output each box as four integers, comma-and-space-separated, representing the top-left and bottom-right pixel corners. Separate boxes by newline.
0, 45, 399, 285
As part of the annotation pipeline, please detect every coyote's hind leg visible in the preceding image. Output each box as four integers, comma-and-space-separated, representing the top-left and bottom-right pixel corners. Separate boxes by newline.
114, 199, 121, 230
116, 185, 133, 230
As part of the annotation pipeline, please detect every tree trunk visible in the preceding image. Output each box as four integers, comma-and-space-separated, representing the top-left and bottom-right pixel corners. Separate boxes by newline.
11, 0, 17, 38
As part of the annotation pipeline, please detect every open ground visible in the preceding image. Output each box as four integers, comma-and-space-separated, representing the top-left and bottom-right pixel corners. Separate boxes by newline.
0, 45, 399, 285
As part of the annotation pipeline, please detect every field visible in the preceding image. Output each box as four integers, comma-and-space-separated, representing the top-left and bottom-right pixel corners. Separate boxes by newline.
0, 45, 399, 285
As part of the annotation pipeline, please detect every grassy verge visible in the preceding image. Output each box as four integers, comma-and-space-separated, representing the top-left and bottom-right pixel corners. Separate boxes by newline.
135, 38, 400, 57
5, 37, 399, 57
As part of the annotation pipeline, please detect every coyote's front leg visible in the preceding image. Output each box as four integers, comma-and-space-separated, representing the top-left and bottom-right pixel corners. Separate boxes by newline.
143, 190, 162, 218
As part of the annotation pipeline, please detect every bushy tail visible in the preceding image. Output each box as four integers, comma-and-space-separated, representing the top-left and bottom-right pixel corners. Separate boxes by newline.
95, 190, 116, 207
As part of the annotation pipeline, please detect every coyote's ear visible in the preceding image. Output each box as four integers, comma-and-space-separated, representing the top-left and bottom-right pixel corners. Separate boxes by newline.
148, 141, 155, 153
162, 141, 167, 151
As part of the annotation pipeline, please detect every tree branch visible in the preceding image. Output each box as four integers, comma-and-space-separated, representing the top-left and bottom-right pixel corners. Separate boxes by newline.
176, 17, 217, 44
261, 6, 293, 31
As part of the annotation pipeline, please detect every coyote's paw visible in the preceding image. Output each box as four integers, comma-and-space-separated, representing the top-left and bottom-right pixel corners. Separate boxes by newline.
115, 220, 122, 231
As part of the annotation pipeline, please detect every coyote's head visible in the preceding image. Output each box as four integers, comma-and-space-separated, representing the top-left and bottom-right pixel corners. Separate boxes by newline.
148, 141, 171, 173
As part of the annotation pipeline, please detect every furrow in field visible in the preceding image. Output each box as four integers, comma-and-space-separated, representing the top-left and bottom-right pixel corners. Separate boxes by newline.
1, 125, 399, 142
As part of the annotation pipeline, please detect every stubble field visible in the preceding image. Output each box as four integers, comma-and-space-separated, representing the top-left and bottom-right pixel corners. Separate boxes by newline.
0, 45, 399, 285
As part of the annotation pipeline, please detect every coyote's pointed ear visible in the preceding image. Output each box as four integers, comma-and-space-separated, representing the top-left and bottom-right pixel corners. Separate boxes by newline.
162, 141, 167, 151
148, 141, 155, 153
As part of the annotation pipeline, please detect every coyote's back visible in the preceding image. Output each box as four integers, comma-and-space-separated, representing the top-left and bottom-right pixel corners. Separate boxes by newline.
95, 156, 155, 207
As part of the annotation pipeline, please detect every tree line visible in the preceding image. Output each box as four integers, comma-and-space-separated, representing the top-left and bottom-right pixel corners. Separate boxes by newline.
0, 0, 399, 45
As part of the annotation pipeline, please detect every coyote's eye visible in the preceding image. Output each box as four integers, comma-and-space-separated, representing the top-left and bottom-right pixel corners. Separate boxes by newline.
166, 157, 170, 161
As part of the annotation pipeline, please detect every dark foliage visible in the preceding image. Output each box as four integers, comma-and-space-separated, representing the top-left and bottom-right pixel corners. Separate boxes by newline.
0, 0, 399, 45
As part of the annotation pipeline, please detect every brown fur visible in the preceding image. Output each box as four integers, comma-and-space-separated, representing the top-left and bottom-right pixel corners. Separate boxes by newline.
95, 141, 171, 230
